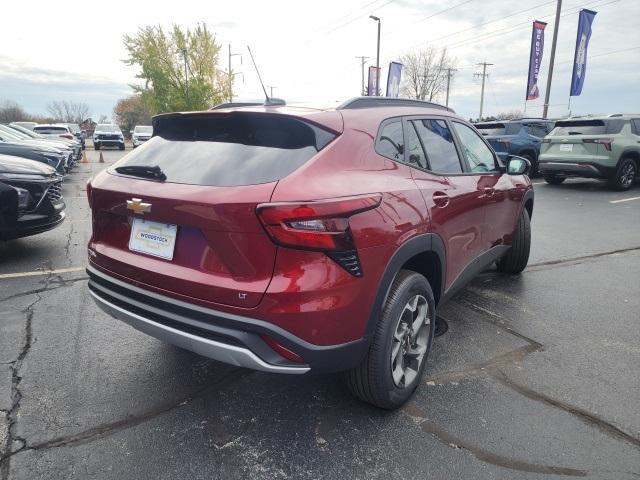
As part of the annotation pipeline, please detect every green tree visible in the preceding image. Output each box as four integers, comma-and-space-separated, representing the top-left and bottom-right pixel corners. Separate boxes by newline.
113, 95, 153, 134
123, 23, 229, 113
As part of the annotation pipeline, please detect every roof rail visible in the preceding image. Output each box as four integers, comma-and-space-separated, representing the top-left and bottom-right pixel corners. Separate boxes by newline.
337, 97, 454, 113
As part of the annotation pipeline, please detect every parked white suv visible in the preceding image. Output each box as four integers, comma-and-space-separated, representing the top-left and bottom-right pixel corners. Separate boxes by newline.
131, 125, 152, 148
93, 124, 125, 150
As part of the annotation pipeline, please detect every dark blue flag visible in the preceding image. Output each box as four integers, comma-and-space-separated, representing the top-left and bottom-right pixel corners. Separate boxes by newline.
570, 9, 597, 97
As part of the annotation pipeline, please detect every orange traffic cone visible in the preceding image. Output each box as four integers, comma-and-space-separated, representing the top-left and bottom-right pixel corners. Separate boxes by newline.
99, 152, 104, 163
81, 151, 88, 163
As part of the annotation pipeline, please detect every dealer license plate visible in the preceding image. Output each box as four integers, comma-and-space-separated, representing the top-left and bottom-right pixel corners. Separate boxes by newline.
559, 144, 573, 152
128, 218, 177, 260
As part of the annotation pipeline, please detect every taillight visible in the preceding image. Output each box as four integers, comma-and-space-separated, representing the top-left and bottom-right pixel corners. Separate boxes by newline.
260, 334, 305, 363
583, 138, 613, 151
61, 133, 74, 140
256, 194, 382, 276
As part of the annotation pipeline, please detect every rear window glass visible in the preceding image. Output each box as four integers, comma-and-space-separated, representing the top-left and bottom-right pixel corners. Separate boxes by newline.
111, 113, 336, 187
135, 126, 153, 133
550, 120, 623, 135
34, 126, 67, 134
475, 123, 522, 136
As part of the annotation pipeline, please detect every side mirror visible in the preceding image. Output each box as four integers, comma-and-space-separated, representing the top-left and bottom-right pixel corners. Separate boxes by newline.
506, 155, 530, 175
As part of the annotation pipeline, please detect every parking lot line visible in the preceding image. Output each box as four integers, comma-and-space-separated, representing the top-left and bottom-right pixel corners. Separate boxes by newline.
610, 196, 640, 204
0, 266, 85, 280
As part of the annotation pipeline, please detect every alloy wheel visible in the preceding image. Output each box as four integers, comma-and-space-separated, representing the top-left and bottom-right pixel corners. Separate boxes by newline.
620, 162, 636, 188
390, 294, 430, 388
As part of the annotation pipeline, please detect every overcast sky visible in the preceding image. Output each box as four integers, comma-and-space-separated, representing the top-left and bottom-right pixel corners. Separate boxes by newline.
1, 0, 638, 121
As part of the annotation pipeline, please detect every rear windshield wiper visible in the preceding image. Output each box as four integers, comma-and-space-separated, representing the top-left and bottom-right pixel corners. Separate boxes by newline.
115, 165, 166, 181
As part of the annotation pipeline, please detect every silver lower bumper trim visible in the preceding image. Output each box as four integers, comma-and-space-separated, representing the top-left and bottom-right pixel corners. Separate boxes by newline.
90, 290, 309, 375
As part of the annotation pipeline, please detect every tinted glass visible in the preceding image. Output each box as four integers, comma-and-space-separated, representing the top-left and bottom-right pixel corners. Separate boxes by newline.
135, 126, 153, 133
632, 119, 640, 135
112, 113, 336, 187
376, 120, 404, 160
527, 124, 549, 138
34, 126, 67, 134
405, 122, 427, 169
413, 119, 462, 174
452, 122, 496, 173
551, 120, 606, 135
475, 123, 506, 136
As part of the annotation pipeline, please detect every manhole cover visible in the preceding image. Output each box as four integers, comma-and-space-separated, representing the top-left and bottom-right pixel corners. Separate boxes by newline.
434, 316, 449, 337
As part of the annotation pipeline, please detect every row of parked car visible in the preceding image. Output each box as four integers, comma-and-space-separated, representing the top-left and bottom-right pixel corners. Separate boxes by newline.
0, 122, 87, 240
474, 114, 640, 190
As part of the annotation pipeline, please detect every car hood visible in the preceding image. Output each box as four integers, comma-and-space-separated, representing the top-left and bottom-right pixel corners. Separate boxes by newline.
0, 154, 57, 175
95, 131, 122, 135
1, 140, 61, 154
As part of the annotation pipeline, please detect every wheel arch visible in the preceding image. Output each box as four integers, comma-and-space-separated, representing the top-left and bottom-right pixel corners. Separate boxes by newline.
618, 149, 640, 167
364, 233, 445, 340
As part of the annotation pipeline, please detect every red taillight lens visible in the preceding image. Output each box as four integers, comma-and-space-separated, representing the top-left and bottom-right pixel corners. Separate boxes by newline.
260, 334, 305, 363
583, 138, 613, 151
61, 133, 74, 140
256, 194, 381, 252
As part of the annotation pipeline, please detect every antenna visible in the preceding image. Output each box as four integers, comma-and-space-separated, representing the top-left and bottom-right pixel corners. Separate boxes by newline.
246, 46, 285, 106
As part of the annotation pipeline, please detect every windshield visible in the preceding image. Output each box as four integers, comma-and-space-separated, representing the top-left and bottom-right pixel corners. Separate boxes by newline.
0, 125, 26, 140
9, 125, 40, 138
134, 126, 153, 133
96, 124, 121, 133
111, 113, 336, 187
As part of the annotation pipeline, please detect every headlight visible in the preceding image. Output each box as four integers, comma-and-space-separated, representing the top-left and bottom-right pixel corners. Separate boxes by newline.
11, 186, 31, 210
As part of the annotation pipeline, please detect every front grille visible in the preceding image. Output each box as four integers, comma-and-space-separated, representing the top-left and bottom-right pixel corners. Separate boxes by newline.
46, 181, 63, 202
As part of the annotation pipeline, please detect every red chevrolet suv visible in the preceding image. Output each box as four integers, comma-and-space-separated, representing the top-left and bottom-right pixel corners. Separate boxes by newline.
87, 98, 533, 409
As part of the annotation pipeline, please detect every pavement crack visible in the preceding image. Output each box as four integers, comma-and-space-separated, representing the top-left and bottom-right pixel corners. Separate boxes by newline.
526, 246, 640, 271
0, 275, 50, 478
14, 368, 252, 454
0, 277, 88, 303
63, 223, 75, 263
491, 371, 640, 450
402, 402, 587, 477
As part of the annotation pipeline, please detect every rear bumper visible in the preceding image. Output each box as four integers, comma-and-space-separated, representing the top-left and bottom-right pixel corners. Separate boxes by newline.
538, 160, 614, 179
87, 264, 369, 374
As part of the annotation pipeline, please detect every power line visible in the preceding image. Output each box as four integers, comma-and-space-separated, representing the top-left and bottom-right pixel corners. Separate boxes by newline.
383, 0, 476, 39
326, 0, 395, 34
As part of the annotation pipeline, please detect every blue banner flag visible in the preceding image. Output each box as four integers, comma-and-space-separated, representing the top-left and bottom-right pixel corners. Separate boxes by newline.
526, 21, 547, 100
386, 62, 403, 97
570, 9, 597, 97
367, 66, 380, 96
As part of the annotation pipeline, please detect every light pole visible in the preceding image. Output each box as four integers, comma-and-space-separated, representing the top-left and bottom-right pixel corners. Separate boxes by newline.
369, 15, 381, 96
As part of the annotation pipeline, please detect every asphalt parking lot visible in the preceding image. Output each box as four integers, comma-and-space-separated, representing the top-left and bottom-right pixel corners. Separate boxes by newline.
1, 150, 639, 479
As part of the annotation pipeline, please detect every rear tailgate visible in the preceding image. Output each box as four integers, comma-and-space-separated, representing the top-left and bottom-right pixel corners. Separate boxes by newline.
88, 110, 341, 308
542, 119, 612, 157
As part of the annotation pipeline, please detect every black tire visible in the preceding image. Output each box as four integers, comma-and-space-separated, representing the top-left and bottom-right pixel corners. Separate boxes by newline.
609, 157, 637, 191
497, 208, 531, 274
344, 270, 436, 410
94, 143, 100, 150
520, 153, 537, 177
544, 175, 565, 185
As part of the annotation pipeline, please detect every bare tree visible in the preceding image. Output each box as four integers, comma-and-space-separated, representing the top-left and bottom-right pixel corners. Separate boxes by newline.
495, 109, 524, 120
0, 100, 28, 123
399, 47, 455, 102
46, 100, 90, 123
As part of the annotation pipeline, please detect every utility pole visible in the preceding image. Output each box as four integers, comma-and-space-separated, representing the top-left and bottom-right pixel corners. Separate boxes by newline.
355, 56, 369, 95
180, 49, 189, 108
543, 0, 562, 118
444, 68, 457, 107
228, 44, 242, 103
369, 16, 381, 95
474, 62, 493, 120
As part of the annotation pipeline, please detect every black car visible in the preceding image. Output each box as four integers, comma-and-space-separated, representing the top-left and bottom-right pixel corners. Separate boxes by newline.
0, 154, 65, 240
0, 136, 66, 175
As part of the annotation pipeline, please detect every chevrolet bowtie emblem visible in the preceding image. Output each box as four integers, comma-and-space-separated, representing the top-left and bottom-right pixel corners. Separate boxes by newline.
126, 198, 152, 214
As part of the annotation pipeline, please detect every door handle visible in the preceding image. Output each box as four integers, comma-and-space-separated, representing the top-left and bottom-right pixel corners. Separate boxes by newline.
432, 191, 450, 207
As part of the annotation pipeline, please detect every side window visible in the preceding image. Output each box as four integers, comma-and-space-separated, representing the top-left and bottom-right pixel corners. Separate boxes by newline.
631, 119, 640, 135
405, 122, 427, 169
452, 122, 496, 173
413, 119, 462, 174
376, 120, 404, 161
528, 124, 549, 138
